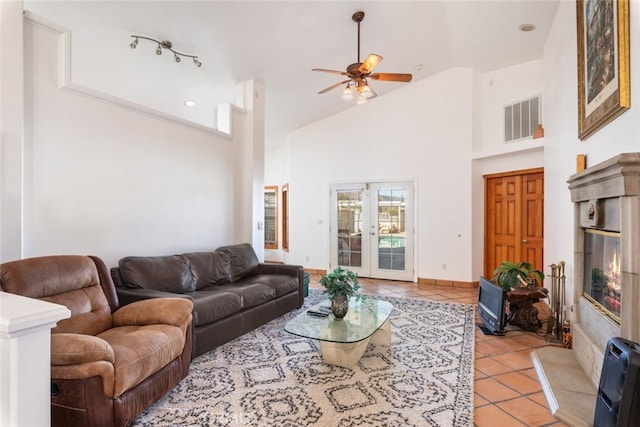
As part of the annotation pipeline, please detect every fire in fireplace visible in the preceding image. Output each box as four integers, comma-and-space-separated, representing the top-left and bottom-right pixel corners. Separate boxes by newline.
583, 229, 621, 322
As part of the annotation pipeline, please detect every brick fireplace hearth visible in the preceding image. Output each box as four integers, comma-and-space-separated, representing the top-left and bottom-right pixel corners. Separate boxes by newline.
532, 153, 640, 426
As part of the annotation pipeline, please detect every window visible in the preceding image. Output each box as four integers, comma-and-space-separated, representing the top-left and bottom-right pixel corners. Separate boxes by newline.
264, 186, 278, 249
282, 183, 289, 252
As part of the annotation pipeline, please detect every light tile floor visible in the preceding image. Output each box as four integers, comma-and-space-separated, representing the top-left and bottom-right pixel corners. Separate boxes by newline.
309, 275, 567, 427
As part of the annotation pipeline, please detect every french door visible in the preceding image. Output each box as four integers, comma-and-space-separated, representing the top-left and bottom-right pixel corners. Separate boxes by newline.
330, 182, 414, 281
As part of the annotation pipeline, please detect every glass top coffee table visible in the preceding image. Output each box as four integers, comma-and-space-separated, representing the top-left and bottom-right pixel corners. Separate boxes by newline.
284, 297, 393, 368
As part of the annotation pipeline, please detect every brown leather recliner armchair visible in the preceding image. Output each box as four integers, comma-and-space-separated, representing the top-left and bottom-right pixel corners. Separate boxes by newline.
0, 255, 193, 427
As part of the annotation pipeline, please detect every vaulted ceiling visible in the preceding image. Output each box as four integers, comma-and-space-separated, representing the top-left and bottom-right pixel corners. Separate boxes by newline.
24, 1, 560, 147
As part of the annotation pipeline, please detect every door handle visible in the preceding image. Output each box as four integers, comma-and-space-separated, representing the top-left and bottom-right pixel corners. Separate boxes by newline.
522, 240, 529, 244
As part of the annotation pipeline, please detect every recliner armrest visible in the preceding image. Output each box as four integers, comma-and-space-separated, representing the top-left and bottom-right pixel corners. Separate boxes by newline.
112, 298, 193, 328
51, 333, 115, 366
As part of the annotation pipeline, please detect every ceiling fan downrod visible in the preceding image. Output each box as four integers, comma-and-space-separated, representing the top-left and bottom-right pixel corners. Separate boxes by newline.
352, 11, 365, 64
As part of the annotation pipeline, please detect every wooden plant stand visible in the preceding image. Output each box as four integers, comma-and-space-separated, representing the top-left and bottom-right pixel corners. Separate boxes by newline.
507, 287, 549, 331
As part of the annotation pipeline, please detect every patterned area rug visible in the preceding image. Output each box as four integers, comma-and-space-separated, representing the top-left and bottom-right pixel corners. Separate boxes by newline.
132, 290, 475, 426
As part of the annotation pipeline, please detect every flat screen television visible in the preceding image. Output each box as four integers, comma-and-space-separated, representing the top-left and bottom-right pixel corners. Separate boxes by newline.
477, 276, 507, 335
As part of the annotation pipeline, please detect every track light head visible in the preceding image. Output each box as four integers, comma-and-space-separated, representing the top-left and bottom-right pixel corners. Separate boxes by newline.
156, 44, 162, 55
193, 58, 202, 68
129, 38, 138, 49
174, 54, 181, 63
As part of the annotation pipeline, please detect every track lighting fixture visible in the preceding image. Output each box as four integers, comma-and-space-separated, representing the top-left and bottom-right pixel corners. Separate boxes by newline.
130, 35, 202, 68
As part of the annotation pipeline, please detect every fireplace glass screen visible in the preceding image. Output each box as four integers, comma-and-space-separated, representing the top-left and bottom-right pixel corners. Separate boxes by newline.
583, 229, 621, 322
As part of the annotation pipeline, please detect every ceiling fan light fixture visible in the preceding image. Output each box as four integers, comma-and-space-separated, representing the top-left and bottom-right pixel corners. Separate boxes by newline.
311, 11, 412, 99
341, 85, 354, 101
359, 84, 374, 99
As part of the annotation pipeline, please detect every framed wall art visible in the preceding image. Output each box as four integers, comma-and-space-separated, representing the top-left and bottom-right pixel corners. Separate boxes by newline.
576, 0, 630, 140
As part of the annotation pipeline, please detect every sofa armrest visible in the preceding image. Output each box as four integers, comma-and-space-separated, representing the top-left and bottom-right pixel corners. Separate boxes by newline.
51, 333, 115, 366
257, 263, 302, 277
112, 298, 193, 328
257, 263, 305, 308
115, 287, 192, 306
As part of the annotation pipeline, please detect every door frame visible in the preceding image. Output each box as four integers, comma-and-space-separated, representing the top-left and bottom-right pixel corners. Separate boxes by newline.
483, 167, 544, 279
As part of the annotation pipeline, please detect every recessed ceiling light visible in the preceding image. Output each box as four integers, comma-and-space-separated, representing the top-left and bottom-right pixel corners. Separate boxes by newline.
519, 23, 536, 32
184, 100, 196, 107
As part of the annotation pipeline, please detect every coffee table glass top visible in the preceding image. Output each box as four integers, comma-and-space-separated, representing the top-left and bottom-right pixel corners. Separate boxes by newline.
284, 298, 393, 344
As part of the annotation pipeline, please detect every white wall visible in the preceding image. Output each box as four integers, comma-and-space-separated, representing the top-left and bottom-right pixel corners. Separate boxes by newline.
19, 18, 248, 267
282, 68, 476, 281
11, 0, 638, 290
270, 58, 545, 282
0, 0, 25, 262
480, 59, 544, 152
543, 0, 640, 305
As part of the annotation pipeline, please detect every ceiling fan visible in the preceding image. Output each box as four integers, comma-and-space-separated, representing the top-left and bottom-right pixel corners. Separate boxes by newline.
312, 11, 413, 102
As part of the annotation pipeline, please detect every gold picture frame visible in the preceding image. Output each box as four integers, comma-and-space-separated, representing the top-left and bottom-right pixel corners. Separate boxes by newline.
577, 0, 630, 140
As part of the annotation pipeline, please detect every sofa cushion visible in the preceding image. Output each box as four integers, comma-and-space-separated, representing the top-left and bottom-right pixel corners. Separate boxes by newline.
183, 251, 230, 289
98, 324, 186, 398
118, 255, 195, 293
218, 283, 276, 309
187, 290, 243, 326
215, 243, 259, 282
234, 274, 299, 298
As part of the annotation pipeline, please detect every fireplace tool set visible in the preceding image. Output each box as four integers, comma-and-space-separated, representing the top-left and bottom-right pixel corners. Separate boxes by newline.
547, 261, 571, 348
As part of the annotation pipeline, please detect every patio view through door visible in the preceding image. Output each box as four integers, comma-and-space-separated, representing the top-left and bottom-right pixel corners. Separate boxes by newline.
330, 182, 414, 281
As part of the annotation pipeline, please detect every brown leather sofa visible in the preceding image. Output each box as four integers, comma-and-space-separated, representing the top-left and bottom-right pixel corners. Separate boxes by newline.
111, 243, 305, 358
0, 255, 193, 427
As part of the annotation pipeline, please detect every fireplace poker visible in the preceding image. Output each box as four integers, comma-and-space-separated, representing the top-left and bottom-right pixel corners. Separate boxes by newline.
548, 263, 556, 338
560, 261, 566, 337
547, 262, 567, 344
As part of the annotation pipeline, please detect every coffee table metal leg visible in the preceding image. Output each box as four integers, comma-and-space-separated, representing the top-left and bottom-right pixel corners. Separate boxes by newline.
320, 339, 370, 369
370, 319, 391, 346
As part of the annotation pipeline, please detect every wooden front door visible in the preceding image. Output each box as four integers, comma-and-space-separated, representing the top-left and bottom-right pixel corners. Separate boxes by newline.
484, 168, 544, 280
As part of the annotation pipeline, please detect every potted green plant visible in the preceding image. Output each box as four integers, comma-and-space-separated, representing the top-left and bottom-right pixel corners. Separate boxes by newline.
492, 261, 545, 291
319, 266, 362, 319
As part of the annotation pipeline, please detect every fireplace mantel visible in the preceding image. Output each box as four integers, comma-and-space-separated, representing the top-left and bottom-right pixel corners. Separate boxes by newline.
568, 152, 640, 202
533, 152, 640, 426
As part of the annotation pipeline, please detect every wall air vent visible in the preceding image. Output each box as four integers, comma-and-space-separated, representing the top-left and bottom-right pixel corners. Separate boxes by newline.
504, 95, 540, 143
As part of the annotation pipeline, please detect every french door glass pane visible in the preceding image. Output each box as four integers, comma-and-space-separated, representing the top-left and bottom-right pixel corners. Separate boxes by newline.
337, 190, 362, 268
377, 188, 406, 271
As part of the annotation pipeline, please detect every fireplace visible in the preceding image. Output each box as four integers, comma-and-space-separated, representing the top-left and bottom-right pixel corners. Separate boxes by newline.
583, 229, 621, 322
532, 153, 640, 426
569, 153, 640, 389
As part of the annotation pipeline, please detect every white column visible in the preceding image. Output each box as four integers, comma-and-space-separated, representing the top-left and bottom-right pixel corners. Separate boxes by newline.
0, 292, 70, 427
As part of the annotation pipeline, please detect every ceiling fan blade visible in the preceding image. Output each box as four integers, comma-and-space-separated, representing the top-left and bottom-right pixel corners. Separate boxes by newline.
318, 79, 352, 94
358, 54, 383, 74
370, 73, 413, 82
312, 68, 349, 76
